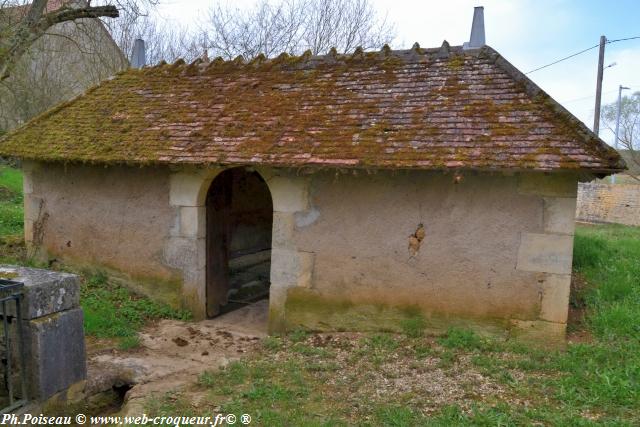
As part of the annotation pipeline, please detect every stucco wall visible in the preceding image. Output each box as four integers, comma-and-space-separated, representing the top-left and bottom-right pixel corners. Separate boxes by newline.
269, 170, 578, 342
23, 162, 579, 341
576, 182, 640, 226
23, 161, 182, 305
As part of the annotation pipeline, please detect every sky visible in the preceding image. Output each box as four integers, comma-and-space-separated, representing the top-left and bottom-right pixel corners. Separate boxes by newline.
154, 0, 640, 146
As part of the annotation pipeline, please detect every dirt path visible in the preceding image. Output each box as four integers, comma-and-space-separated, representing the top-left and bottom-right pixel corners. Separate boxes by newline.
86, 300, 269, 415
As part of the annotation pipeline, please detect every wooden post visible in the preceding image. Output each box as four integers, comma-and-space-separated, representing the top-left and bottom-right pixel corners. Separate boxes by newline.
593, 35, 606, 135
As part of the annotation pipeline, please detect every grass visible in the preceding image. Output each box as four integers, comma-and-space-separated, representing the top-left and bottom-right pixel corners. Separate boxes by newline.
0, 165, 191, 348
0, 165, 24, 247
146, 223, 640, 425
80, 271, 190, 347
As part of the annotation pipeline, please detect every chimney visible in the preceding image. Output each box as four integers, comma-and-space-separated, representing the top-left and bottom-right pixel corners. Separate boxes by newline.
131, 39, 146, 69
463, 6, 485, 50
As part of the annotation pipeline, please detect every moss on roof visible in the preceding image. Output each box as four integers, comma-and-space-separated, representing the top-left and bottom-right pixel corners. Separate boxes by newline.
0, 44, 625, 174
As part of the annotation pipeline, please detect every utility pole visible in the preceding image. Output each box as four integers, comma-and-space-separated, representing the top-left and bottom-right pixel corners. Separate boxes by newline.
593, 35, 607, 135
612, 85, 630, 184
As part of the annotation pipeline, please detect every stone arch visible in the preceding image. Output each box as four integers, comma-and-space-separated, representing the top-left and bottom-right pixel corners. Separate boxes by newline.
166, 165, 315, 326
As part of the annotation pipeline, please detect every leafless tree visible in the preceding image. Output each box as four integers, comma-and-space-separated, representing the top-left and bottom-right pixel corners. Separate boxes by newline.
104, 12, 204, 64
0, 0, 165, 132
202, 0, 396, 60
602, 91, 640, 178
0, 0, 158, 81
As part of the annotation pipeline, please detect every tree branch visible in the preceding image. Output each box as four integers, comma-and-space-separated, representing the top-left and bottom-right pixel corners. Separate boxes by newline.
42, 5, 119, 28
0, 3, 119, 81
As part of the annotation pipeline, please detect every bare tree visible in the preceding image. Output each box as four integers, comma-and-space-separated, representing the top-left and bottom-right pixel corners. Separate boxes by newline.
602, 91, 640, 178
202, 0, 396, 60
0, 0, 165, 132
0, 0, 158, 81
104, 12, 204, 64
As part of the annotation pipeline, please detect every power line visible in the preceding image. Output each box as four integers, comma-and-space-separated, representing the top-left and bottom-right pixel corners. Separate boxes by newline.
560, 86, 640, 104
559, 85, 640, 104
525, 44, 599, 74
608, 36, 640, 43
525, 35, 640, 75
561, 91, 613, 104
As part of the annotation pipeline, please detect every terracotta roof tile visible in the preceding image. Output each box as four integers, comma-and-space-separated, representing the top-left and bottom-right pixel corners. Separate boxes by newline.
0, 44, 626, 173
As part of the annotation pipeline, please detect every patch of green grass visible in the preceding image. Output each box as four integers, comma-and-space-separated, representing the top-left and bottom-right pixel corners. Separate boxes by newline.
0, 166, 23, 240
400, 314, 427, 338
574, 225, 640, 341
262, 336, 283, 352
438, 327, 488, 351
374, 404, 423, 426
0, 166, 23, 194
292, 342, 333, 357
81, 271, 190, 347
414, 343, 433, 359
198, 370, 217, 388
288, 328, 310, 343
118, 335, 141, 350
365, 333, 400, 352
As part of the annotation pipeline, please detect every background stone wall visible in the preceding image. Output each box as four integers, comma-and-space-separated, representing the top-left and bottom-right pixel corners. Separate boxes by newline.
576, 183, 640, 227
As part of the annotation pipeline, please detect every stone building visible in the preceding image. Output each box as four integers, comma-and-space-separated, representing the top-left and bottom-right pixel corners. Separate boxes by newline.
0, 42, 625, 342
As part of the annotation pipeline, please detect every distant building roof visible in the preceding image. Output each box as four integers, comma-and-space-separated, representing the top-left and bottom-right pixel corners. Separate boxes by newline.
0, 43, 626, 174
3, 0, 75, 17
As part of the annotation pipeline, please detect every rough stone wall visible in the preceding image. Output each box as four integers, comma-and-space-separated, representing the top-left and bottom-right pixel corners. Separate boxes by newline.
576, 183, 640, 226
23, 162, 182, 305
270, 171, 578, 342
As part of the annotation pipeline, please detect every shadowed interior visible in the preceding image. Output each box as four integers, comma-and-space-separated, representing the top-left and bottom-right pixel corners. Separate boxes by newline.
205, 168, 273, 317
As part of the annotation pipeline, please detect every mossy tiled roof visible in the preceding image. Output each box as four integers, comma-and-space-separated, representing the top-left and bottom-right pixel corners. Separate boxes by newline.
0, 44, 625, 173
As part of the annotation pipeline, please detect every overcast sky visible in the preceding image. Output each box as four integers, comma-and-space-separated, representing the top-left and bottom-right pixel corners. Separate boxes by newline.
154, 0, 640, 146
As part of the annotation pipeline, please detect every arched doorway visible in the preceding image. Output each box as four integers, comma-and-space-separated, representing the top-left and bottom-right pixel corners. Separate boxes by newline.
205, 167, 273, 317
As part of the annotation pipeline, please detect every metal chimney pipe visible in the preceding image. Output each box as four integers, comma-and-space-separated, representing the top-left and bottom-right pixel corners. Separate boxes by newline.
463, 6, 485, 49
131, 39, 146, 69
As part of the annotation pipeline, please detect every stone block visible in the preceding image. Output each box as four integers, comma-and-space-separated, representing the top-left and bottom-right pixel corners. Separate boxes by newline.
543, 197, 577, 235
23, 308, 87, 400
179, 206, 205, 238
269, 176, 309, 213
163, 237, 199, 270
518, 173, 578, 197
539, 273, 571, 323
272, 212, 295, 249
516, 233, 574, 275
24, 219, 34, 243
24, 195, 44, 222
169, 169, 215, 207
270, 248, 314, 288
0, 266, 80, 320
22, 169, 34, 195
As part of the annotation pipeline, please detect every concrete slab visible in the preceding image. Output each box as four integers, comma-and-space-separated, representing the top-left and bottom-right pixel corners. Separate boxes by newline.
0, 265, 79, 320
